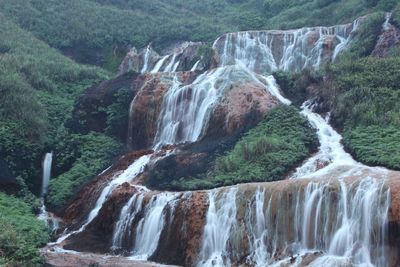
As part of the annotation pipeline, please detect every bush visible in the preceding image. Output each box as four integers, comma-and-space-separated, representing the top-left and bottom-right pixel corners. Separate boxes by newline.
0, 193, 48, 265
47, 132, 122, 210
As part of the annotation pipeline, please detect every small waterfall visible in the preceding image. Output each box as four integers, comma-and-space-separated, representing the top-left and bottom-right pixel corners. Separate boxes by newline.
153, 67, 227, 148
140, 45, 152, 73
263, 75, 291, 105
190, 59, 201, 71
151, 55, 170, 73
132, 193, 176, 260
163, 54, 178, 72
41, 152, 53, 197
56, 155, 151, 244
292, 101, 357, 178
112, 192, 146, 250
383, 12, 392, 32
197, 188, 238, 267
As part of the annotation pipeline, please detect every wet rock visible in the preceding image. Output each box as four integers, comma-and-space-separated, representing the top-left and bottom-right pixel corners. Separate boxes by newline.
127, 71, 198, 150
60, 150, 153, 226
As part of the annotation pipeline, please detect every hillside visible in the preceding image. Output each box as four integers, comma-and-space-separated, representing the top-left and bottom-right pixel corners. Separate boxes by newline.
0, 0, 400, 265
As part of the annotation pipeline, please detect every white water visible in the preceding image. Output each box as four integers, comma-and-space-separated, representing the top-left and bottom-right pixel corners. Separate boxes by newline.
140, 45, 152, 73
41, 152, 53, 197
154, 67, 226, 147
292, 101, 358, 179
197, 188, 238, 267
112, 192, 146, 250
190, 60, 201, 71
163, 54, 178, 73
383, 12, 392, 32
214, 19, 360, 74
245, 176, 390, 266
131, 193, 176, 260
55, 155, 151, 244
151, 55, 169, 73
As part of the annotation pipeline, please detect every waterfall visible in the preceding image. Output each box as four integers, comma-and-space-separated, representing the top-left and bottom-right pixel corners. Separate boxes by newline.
140, 45, 152, 73
112, 192, 146, 251
163, 54, 178, 72
197, 188, 238, 267
214, 18, 360, 74
55, 155, 151, 244
131, 192, 177, 260
151, 55, 170, 73
153, 67, 226, 148
242, 176, 390, 266
291, 101, 357, 178
41, 152, 53, 197
383, 12, 392, 32
191, 59, 201, 71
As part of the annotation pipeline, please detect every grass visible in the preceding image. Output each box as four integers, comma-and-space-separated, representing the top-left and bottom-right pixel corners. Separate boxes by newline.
0, 193, 48, 266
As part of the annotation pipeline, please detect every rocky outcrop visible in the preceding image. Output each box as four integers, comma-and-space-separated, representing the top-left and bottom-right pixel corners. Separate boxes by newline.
61, 150, 153, 224
127, 71, 198, 150
206, 81, 279, 139
371, 14, 400, 57
118, 42, 205, 76
67, 71, 139, 141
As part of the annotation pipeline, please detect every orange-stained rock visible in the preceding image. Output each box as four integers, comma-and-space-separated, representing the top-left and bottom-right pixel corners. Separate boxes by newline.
128, 72, 198, 150
61, 149, 153, 226
205, 80, 279, 139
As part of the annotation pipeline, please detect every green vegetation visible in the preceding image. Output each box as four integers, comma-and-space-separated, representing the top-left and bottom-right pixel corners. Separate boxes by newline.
339, 12, 385, 59
47, 132, 121, 210
0, 14, 123, 210
0, 0, 396, 69
317, 56, 400, 169
0, 193, 48, 266
165, 106, 318, 190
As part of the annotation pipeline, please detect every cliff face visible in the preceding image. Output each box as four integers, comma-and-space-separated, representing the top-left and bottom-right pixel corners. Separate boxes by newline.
50, 14, 400, 267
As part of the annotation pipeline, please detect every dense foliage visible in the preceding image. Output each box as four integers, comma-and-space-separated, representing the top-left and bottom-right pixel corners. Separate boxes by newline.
322, 57, 400, 169
0, 193, 48, 265
166, 106, 318, 190
0, 0, 396, 69
0, 14, 123, 210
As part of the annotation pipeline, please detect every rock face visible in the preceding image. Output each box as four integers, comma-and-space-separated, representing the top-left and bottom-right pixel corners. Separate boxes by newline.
207, 81, 279, 138
127, 71, 198, 150
212, 19, 360, 74
61, 150, 153, 223
67, 71, 139, 141
118, 42, 205, 76
371, 13, 400, 57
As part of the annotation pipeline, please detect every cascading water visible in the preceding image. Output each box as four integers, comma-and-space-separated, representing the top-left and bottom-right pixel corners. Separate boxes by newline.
197, 188, 238, 267
112, 191, 146, 251
214, 18, 360, 74
151, 55, 170, 73
53, 14, 398, 267
291, 100, 358, 178
131, 193, 177, 260
55, 154, 151, 244
140, 45, 152, 73
41, 152, 53, 197
38, 152, 53, 225
195, 176, 390, 267
154, 66, 229, 147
